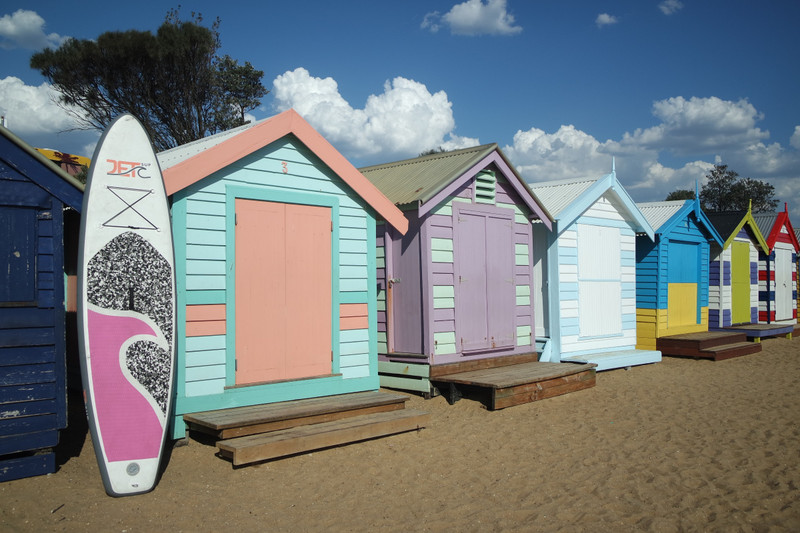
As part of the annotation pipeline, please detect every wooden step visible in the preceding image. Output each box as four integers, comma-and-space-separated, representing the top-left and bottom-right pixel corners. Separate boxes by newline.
184, 391, 409, 439
428, 352, 540, 378
700, 342, 762, 361
217, 409, 429, 466
432, 361, 596, 410
657, 332, 748, 356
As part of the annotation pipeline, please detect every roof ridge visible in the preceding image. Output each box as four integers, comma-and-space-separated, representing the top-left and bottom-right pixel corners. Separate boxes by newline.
359, 143, 496, 172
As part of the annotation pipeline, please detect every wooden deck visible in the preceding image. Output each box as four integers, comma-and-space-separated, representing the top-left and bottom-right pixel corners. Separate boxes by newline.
431, 361, 596, 410
715, 323, 794, 342
184, 391, 428, 466
379, 352, 540, 396
656, 331, 762, 361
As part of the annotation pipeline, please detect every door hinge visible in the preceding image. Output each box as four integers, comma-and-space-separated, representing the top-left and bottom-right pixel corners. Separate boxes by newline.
331, 221, 333, 232
331, 350, 333, 361
235, 212, 238, 226
235, 359, 238, 371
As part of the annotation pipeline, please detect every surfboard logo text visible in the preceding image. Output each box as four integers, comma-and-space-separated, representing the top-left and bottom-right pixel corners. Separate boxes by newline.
107, 159, 151, 179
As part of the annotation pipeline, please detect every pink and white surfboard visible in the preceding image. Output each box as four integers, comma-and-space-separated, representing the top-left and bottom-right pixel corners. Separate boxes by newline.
77, 114, 175, 496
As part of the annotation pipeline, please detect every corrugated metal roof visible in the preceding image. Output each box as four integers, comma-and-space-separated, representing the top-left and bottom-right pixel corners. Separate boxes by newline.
157, 119, 261, 170
528, 177, 598, 219
358, 143, 497, 206
706, 211, 748, 240
636, 200, 688, 232
752, 212, 778, 237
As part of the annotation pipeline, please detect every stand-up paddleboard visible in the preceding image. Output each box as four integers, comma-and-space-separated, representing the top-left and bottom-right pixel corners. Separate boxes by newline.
77, 114, 175, 497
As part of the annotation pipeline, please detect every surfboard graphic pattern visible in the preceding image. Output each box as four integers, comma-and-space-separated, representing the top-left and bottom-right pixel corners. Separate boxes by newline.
86, 231, 173, 414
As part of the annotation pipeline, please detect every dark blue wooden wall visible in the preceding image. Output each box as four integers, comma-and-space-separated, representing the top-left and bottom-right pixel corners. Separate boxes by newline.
0, 133, 81, 482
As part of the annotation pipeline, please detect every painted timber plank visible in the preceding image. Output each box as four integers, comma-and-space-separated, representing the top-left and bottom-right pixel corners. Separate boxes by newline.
216, 409, 429, 466
0, 452, 56, 482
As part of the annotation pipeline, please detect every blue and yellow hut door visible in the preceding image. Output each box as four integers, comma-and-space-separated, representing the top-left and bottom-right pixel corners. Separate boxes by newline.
730, 241, 751, 324
667, 240, 700, 327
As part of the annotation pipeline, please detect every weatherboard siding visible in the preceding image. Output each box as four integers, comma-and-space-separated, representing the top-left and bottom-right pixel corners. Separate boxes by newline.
374, 169, 536, 364
559, 197, 638, 357
635, 212, 712, 348
172, 138, 378, 436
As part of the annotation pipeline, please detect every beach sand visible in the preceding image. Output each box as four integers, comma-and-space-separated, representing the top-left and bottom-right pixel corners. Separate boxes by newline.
2, 336, 799, 532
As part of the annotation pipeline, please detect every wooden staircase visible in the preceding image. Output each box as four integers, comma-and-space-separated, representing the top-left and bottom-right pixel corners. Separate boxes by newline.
656, 331, 762, 361
183, 391, 428, 466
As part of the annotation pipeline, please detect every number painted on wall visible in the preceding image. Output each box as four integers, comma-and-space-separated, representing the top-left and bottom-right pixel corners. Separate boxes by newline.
281, 161, 288, 174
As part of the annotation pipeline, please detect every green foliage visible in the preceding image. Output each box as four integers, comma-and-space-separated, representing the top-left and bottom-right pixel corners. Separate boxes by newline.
665, 189, 695, 201
699, 164, 778, 212
30, 9, 267, 152
419, 147, 447, 156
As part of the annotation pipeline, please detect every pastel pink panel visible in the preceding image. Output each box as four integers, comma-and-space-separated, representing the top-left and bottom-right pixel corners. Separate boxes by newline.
235, 199, 332, 384
185, 304, 226, 337
340, 303, 368, 330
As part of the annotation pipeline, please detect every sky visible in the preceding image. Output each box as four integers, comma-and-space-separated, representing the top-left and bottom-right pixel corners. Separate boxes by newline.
2, 1, 800, 219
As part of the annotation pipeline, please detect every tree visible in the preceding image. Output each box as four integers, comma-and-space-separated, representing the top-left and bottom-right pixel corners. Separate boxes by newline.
213, 55, 267, 131
699, 164, 778, 212
665, 189, 695, 201
30, 9, 267, 152
419, 147, 446, 156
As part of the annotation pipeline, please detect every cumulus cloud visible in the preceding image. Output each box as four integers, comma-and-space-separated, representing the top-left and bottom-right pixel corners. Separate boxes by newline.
0, 9, 68, 50
272, 67, 478, 162
503, 95, 800, 217
791, 126, 800, 150
659, 0, 684, 15
618, 96, 769, 155
596, 13, 619, 28
0, 76, 79, 134
504, 124, 610, 181
422, 0, 522, 36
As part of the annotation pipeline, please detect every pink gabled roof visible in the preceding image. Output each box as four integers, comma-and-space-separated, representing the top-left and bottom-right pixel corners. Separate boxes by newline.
161, 109, 408, 234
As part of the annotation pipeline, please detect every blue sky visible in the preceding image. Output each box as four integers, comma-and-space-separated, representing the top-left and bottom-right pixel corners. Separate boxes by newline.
2, 1, 799, 218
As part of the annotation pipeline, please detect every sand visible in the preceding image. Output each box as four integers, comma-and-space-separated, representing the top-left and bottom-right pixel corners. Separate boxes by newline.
2, 336, 799, 532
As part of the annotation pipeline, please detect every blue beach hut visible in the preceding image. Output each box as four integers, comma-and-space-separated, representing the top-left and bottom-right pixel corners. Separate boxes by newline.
0, 125, 83, 481
634, 198, 723, 350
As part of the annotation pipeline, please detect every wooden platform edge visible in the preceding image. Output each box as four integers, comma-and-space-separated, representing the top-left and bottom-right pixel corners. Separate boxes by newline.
217, 409, 430, 466
491, 368, 596, 410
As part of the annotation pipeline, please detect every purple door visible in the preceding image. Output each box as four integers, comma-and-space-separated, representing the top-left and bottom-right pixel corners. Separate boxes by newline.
454, 205, 515, 353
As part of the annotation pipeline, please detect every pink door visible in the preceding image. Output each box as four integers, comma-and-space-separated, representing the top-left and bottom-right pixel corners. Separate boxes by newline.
235, 199, 332, 384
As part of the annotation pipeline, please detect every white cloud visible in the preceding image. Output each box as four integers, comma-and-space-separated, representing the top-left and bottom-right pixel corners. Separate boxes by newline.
791, 126, 800, 150
503, 95, 800, 219
596, 13, 619, 28
659, 0, 684, 16
423, 0, 522, 36
504, 124, 610, 181
0, 9, 68, 50
619, 96, 769, 155
272, 67, 478, 162
0, 76, 79, 134
420, 12, 441, 33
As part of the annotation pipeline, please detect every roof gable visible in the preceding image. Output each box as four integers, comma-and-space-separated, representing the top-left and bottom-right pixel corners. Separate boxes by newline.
706, 209, 769, 252
753, 207, 800, 251
0, 125, 84, 211
160, 109, 408, 234
359, 144, 552, 229
638, 198, 723, 246
531, 172, 654, 240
